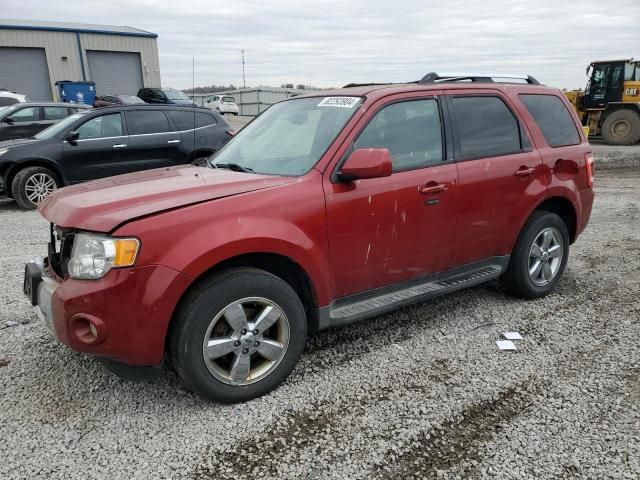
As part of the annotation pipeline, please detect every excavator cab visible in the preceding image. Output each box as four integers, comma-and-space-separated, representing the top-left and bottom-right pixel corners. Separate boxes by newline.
583, 60, 627, 109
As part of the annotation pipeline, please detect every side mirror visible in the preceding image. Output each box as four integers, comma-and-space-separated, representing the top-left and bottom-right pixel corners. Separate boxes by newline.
65, 131, 80, 145
2, 117, 14, 125
338, 148, 393, 181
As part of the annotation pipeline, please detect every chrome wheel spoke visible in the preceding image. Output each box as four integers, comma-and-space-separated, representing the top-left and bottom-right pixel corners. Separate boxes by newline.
224, 303, 248, 333
253, 305, 280, 333
230, 353, 251, 382
542, 263, 553, 281
542, 230, 553, 249
205, 337, 237, 359
529, 260, 542, 278
256, 339, 284, 361
548, 244, 561, 258
531, 243, 543, 258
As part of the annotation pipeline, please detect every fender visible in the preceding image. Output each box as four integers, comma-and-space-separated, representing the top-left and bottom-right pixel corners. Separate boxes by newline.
4, 157, 69, 194
114, 176, 333, 306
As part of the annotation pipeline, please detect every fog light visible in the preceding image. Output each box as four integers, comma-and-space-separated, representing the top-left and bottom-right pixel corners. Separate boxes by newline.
70, 313, 106, 345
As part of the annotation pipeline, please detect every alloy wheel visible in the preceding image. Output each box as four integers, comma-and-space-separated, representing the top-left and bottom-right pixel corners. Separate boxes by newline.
528, 227, 563, 286
24, 172, 57, 204
202, 297, 290, 386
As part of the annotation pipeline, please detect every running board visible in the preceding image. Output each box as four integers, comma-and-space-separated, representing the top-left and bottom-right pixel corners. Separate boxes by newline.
316, 256, 509, 330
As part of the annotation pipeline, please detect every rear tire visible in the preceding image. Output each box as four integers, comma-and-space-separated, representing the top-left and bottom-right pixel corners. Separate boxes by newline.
501, 211, 569, 299
601, 109, 640, 145
11, 166, 60, 210
169, 268, 307, 403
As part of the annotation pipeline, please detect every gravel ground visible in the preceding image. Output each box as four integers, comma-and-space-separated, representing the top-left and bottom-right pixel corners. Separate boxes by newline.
1, 145, 639, 480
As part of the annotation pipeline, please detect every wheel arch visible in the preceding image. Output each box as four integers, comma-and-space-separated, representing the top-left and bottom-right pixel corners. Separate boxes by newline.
529, 196, 578, 244
168, 251, 320, 347
5, 159, 66, 198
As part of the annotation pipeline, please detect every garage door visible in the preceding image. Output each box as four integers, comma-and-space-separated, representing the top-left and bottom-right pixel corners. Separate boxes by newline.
0, 47, 52, 101
87, 51, 144, 96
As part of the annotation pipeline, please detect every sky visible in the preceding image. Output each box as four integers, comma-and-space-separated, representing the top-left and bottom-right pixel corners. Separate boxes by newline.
5, 0, 640, 90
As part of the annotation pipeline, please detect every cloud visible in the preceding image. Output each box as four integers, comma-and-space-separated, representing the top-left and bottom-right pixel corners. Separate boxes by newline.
6, 0, 640, 89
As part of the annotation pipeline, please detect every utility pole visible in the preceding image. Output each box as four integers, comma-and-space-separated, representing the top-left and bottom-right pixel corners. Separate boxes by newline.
241, 50, 246, 88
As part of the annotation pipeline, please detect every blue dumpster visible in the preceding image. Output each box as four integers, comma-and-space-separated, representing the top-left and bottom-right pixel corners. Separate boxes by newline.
55, 81, 96, 106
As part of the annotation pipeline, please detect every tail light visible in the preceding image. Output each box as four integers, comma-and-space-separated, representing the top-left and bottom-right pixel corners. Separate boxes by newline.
585, 153, 595, 188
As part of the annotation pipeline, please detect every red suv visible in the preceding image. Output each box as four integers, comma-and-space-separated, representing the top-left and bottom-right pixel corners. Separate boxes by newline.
24, 73, 595, 403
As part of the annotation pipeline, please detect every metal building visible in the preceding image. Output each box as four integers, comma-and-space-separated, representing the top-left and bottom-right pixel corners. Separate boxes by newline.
0, 19, 161, 101
190, 87, 318, 116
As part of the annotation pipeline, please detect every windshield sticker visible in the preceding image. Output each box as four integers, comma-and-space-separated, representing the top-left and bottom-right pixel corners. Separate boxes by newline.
317, 97, 360, 108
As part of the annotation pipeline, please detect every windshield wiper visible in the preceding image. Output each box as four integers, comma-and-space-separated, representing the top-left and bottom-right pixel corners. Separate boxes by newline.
211, 162, 254, 173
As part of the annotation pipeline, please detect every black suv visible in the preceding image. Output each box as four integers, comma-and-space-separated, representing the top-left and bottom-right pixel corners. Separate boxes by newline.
0, 103, 91, 141
0, 105, 231, 209
137, 88, 197, 107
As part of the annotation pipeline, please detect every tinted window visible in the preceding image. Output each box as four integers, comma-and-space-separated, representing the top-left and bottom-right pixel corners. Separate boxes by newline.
222, 96, 235, 103
167, 110, 196, 130
77, 114, 123, 139
7, 107, 39, 122
127, 110, 171, 135
0, 97, 18, 106
43, 107, 68, 120
519, 94, 580, 147
355, 99, 443, 171
196, 112, 216, 127
451, 96, 522, 159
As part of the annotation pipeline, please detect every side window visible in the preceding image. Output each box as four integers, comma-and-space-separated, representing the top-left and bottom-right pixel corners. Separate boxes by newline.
167, 110, 195, 130
451, 96, 522, 160
7, 107, 39, 122
354, 99, 443, 171
196, 112, 216, 127
76, 114, 123, 139
519, 94, 580, 147
43, 107, 68, 120
126, 110, 171, 135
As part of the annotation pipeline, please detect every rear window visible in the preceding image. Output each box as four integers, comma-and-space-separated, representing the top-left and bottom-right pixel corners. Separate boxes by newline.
196, 112, 216, 127
127, 110, 171, 135
519, 94, 580, 147
222, 96, 235, 103
451, 96, 522, 160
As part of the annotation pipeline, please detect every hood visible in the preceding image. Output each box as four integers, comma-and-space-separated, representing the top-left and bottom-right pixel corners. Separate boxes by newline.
0, 137, 44, 149
39, 165, 296, 232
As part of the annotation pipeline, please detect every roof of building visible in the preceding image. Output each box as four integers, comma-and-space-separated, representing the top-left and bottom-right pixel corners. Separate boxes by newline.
0, 19, 157, 38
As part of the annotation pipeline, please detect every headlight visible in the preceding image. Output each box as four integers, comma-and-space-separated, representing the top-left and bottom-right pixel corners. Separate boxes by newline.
0, 148, 8, 157
67, 233, 140, 280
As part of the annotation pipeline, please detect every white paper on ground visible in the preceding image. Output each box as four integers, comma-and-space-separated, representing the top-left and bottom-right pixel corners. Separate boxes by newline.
502, 332, 523, 340
496, 340, 517, 351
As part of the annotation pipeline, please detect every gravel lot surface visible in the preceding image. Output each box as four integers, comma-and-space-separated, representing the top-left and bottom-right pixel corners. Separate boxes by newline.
1, 144, 639, 479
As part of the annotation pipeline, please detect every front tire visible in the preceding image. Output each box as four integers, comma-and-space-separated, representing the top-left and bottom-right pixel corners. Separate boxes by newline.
169, 268, 307, 403
501, 211, 569, 299
11, 166, 60, 210
601, 109, 640, 145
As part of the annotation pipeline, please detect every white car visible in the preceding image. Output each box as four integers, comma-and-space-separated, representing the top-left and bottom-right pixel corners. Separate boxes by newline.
0, 90, 28, 106
205, 95, 239, 115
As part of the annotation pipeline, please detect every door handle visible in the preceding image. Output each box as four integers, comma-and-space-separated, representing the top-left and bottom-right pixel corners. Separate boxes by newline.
112, 144, 127, 149
167, 139, 180, 144
514, 167, 535, 177
419, 183, 448, 195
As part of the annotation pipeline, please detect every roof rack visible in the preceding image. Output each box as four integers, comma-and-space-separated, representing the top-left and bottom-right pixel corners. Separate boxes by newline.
418, 72, 541, 85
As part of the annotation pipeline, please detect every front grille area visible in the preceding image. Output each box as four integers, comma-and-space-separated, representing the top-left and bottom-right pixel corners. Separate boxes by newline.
48, 224, 75, 278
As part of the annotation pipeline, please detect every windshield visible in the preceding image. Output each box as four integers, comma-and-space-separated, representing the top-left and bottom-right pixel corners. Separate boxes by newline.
165, 89, 190, 100
211, 96, 363, 176
34, 112, 88, 139
0, 106, 12, 116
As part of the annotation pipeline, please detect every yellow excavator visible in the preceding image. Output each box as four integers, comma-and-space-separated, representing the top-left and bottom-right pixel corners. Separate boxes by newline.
565, 59, 640, 145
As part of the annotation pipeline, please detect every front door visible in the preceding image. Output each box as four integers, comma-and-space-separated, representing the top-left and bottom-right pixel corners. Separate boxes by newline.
446, 92, 543, 267
0, 106, 42, 141
62, 112, 132, 182
324, 96, 459, 299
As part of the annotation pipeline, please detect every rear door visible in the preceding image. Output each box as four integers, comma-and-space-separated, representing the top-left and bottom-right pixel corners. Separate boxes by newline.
0, 106, 42, 140
447, 91, 543, 266
324, 93, 459, 298
125, 109, 183, 170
